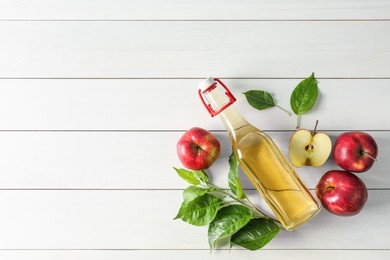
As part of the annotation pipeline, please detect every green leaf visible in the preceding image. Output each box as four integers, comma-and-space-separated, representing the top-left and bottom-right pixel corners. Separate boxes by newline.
194, 170, 209, 184
243, 90, 275, 110
174, 168, 209, 185
183, 186, 213, 204
290, 73, 318, 115
177, 194, 224, 226
174, 201, 187, 220
208, 205, 253, 250
228, 152, 246, 200
231, 218, 281, 251
235, 178, 245, 200
174, 168, 200, 185
175, 186, 215, 220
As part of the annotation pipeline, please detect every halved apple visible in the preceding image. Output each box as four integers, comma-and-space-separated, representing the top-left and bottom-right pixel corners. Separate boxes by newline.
289, 122, 332, 167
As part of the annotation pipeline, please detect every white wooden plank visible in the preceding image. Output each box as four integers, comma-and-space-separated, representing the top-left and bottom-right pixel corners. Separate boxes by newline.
0, 22, 389, 78
0, 250, 388, 260
0, 131, 387, 189
0, 190, 387, 249
0, 79, 389, 130
0, 0, 389, 20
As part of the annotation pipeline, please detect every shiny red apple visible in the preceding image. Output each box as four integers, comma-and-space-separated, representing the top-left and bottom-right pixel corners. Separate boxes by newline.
315, 170, 368, 216
176, 127, 220, 170
333, 131, 378, 173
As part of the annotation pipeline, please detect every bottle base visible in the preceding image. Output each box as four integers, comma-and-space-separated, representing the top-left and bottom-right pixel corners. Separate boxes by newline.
282, 205, 321, 231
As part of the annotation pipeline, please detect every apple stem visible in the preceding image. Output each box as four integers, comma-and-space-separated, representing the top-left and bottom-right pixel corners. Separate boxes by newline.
275, 105, 292, 116
326, 186, 335, 192
361, 151, 378, 162
313, 120, 319, 135
296, 115, 300, 129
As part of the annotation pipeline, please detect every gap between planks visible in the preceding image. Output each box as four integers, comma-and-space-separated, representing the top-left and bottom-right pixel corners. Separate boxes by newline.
1, 77, 390, 80
0, 248, 387, 251
0, 130, 388, 132
1, 19, 390, 22
0, 188, 386, 191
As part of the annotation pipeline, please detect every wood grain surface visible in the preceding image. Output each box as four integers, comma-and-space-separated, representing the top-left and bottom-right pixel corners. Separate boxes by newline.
0, 1, 388, 259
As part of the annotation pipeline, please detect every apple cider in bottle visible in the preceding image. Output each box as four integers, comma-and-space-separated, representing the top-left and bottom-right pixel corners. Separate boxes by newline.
198, 77, 320, 231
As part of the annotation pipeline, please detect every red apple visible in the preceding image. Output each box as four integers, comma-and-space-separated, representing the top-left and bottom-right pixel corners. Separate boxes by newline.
333, 132, 378, 173
176, 127, 220, 170
315, 170, 368, 216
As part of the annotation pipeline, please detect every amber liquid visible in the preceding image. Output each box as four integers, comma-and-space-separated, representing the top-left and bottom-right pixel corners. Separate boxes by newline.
232, 125, 320, 230
205, 87, 320, 231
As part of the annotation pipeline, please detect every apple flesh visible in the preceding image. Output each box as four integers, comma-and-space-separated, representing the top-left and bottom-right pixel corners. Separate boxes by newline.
333, 132, 378, 173
289, 129, 332, 167
176, 127, 221, 170
315, 170, 368, 216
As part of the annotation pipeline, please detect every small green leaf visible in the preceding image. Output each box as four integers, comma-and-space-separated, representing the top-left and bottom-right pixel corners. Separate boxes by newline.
228, 152, 246, 200
231, 218, 281, 251
194, 170, 209, 184
173, 168, 209, 185
174, 201, 187, 220
175, 186, 214, 219
178, 194, 224, 226
244, 90, 292, 116
208, 205, 253, 250
183, 186, 213, 204
243, 90, 275, 110
290, 73, 318, 115
235, 178, 245, 200
174, 168, 200, 185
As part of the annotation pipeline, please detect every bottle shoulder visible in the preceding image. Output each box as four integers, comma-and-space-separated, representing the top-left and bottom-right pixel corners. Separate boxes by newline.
229, 124, 266, 143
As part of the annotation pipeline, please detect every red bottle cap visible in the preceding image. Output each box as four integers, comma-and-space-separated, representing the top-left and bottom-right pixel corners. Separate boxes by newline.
198, 77, 236, 117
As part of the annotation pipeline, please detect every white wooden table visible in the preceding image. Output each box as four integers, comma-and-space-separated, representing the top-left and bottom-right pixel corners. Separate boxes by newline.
0, 1, 389, 259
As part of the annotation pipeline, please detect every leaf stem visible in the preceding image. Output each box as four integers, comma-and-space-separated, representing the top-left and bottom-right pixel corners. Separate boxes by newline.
245, 197, 256, 209
296, 115, 300, 129
275, 105, 292, 116
208, 184, 280, 224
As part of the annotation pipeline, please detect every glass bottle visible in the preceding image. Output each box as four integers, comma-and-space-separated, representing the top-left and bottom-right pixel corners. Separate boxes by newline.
198, 77, 320, 231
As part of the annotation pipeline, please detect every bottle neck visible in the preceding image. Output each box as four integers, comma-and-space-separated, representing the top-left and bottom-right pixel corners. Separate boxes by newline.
219, 105, 248, 134
205, 88, 249, 138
